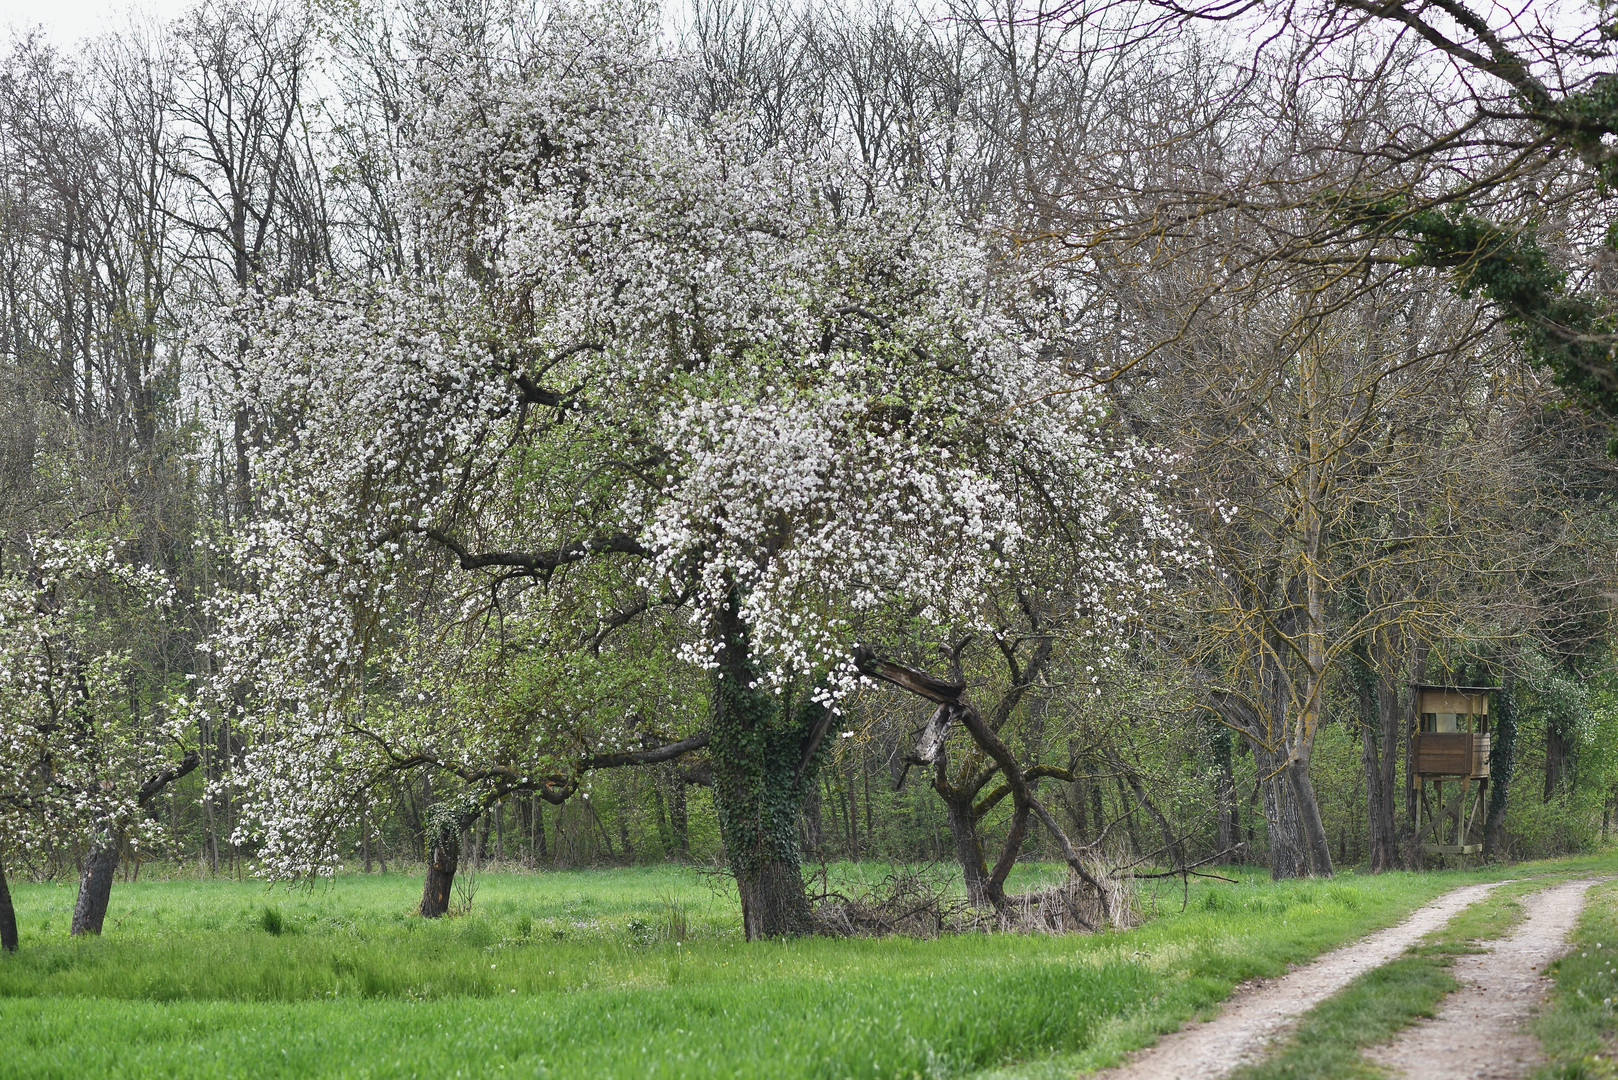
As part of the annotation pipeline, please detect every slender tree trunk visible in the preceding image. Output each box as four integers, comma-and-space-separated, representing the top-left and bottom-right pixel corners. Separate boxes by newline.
1404, 645, 1427, 851
71, 839, 120, 936
1090, 780, 1105, 848
533, 797, 548, 864
652, 773, 672, 853
667, 773, 688, 859
1545, 711, 1572, 801
1353, 649, 1397, 871
1484, 674, 1518, 858
584, 797, 616, 860
862, 758, 873, 852
0, 855, 18, 952
1377, 670, 1403, 869
1212, 730, 1237, 860
1115, 773, 1142, 855
799, 779, 821, 862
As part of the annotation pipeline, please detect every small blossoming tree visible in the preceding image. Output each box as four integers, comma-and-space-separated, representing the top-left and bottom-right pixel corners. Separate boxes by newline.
0, 539, 198, 940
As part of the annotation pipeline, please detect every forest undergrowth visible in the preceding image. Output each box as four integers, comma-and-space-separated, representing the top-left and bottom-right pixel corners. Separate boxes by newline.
3, 855, 1616, 1079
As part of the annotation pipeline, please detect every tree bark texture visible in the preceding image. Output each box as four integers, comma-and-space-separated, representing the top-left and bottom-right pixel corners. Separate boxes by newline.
71, 840, 120, 936
942, 787, 995, 908
1352, 651, 1405, 872
420, 806, 472, 918
1252, 740, 1308, 879
1287, 758, 1334, 875
708, 597, 827, 940
1211, 728, 1238, 860
1484, 674, 1518, 858
70, 751, 200, 934
0, 856, 17, 952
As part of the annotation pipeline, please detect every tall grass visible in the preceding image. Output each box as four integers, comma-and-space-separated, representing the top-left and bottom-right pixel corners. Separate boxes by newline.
2, 855, 1614, 1079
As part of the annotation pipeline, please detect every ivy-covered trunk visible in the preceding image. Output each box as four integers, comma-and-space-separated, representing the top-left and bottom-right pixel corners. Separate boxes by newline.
0, 854, 17, 952
420, 804, 475, 918
1484, 675, 1518, 858
71, 837, 120, 936
709, 598, 828, 940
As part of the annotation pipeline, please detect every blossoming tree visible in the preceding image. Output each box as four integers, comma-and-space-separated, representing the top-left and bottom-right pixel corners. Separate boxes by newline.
220, 0, 1191, 937
0, 540, 198, 940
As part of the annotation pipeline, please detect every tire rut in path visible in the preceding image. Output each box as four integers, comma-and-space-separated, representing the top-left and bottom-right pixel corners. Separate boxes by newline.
1364, 877, 1599, 1080
1090, 881, 1505, 1080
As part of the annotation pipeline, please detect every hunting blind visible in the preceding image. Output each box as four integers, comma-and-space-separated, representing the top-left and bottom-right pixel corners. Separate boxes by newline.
1410, 684, 1495, 856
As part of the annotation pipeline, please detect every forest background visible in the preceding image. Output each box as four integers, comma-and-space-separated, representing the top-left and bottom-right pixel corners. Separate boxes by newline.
2, 0, 1618, 946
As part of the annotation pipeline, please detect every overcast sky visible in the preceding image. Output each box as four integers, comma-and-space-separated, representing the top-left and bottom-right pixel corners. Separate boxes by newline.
0, 0, 191, 45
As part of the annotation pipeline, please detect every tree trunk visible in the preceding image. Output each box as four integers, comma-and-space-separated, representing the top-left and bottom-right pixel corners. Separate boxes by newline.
736, 857, 812, 942
1358, 711, 1394, 871
1483, 674, 1518, 858
1545, 709, 1572, 801
1378, 669, 1404, 868
420, 810, 467, 918
708, 594, 821, 940
799, 779, 821, 862
1353, 650, 1397, 872
1253, 741, 1308, 879
0, 855, 18, 952
942, 788, 995, 908
533, 797, 548, 864
668, 771, 688, 859
71, 840, 120, 936
1287, 757, 1334, 876
1213, 731, 1238, 860
652, 773, 672, 852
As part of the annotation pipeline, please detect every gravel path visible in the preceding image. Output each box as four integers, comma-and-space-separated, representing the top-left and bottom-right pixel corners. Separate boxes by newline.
1363, 877, 1598, 1080
1090, 881, 1505, 1080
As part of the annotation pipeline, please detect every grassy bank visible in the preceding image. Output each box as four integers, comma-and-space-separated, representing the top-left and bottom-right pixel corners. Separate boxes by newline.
0, 857, 1612, 1079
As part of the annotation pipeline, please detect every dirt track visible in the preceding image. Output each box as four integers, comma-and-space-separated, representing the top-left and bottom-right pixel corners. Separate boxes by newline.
1090, 882, 1506, 1080
1364, 877, 1598, 1080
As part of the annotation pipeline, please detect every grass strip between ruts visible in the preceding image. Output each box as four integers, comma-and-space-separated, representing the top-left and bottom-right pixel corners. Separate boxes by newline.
1222, 878, 1556, 1080
1533, 878, 1618, 1080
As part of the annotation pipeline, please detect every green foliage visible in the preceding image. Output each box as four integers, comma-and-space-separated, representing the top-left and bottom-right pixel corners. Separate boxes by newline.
1340, 197, 1618, 435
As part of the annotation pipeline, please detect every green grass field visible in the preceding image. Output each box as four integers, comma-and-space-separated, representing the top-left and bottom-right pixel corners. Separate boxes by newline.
2, 855, 1615, 1079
